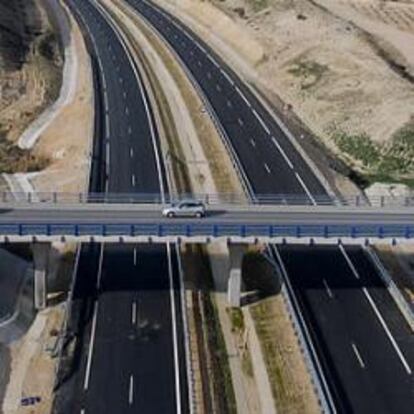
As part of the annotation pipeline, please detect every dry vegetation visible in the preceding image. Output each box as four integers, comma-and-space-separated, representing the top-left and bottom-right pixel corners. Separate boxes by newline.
243, 251, 321, 413
165, 0, 414, 187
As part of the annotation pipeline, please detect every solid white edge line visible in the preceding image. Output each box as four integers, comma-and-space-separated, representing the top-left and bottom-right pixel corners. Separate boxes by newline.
83, 299, 99, 391
295, 172, 316, 205
351, 342, 365, 369
133, 246, 137, 265
362, 286, 412, 375
166, 243, 182, 414
271, 136, 294, 170
340, 247, 412, 375
91, 0, 166, 202
175, 243, 195, 414
220, 68, 234, 86
235, 86, 251, 107
252, 109, 270, 134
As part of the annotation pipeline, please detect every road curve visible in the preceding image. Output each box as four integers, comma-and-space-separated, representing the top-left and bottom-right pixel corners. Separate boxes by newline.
53, 1, 188, 413
123, 1, 414, 412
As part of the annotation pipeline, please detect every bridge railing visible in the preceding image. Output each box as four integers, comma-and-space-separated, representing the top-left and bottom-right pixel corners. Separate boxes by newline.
1, 191, 414, 207
1, 222, 413, 240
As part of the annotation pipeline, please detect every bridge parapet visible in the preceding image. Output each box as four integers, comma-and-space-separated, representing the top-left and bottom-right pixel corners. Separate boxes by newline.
1, 191, 414, 208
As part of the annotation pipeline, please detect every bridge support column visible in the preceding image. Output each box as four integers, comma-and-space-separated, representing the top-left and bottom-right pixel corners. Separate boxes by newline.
227, 244, 247, 307
32, 242, 51, 310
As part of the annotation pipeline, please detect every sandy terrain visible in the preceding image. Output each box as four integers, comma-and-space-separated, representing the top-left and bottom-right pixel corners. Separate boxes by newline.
158, 0, 414, 185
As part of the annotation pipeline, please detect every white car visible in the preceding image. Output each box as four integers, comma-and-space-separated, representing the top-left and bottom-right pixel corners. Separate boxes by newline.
162, 200, 206, 218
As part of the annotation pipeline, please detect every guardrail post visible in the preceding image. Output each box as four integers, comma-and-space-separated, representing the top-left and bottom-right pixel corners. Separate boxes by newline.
380, 196, 385, 207
102, 225, 106, 237
74, 225, 79, 236
324, 226, 328, 238
186, 225, 191, 237
2, 192, 6, 202
355, 195, 360, 206
268, 226, 273, 238
213, 225, 218, 238
158, 225, 163, 237
79, 193, 83, 203
18, 224, 23, 236
378, 226, 384, 239
241, 225, 246, 238
130, 225, 134, 237
53, 192, 57, 203
27, 192, 32, 203
351, 227, 356, 238
296, 226, 301, 238
405, 227, 411, 239
46, 224, 51, 236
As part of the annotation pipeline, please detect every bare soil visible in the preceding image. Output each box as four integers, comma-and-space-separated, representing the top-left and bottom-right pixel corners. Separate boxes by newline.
0, 0, 62, 173
159, 0, 414, 186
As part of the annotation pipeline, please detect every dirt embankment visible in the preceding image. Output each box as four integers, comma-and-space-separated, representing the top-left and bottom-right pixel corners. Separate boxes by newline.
160, 0, 414, 188
0, 0, 62, 174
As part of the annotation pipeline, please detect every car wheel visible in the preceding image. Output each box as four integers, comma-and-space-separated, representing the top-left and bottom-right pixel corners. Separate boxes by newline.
167, 212, 175, 218
195, 212, 203, 218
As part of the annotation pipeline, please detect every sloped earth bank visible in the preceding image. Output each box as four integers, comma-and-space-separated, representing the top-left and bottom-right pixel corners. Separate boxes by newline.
158, 0, 414, 189
0, 0, 93, 413
0, 0, 61, 173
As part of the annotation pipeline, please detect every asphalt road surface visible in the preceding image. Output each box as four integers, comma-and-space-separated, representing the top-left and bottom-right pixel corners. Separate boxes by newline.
53, 1, 187, 413
2, 204, 414, 226
125, 1, 414, 412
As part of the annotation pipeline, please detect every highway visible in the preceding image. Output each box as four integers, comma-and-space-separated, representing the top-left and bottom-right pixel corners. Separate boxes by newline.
53, 1, 187, 413
124, 1, 414, 412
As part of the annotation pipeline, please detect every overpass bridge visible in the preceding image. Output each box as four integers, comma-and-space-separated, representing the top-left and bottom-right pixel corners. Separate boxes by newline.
3, 191, 414, 309
1, 192, 414, 244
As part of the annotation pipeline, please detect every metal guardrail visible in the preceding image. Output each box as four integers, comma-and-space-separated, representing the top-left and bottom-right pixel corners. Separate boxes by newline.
2, 222, 414, 239
1, 191, 414, 207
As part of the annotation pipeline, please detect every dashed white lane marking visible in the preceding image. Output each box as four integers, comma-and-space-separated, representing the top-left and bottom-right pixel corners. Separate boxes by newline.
264, 163, 271, 174
295, 172, 316, 205
322, 278, 334, 299
238, 118, 244, 127
227, 100, 232, 108
340, 246, 412, 375
128, 126, 132, 135
119, 76, 123, 84
130, 147, 134, 158
123, 91, 127, 99
131, 174, 136, 187
198, 60, 202, 67
133, 247, 137, 265
352, 343, 365, 369
131, 301, 137, 325
252, 109, 270, 134
80, 409, 85, 414
250, 139, 256, 148
216, 84, 221, 92
271, 137, 294, 170
128, 375, 134, 405
125, 106, 129, 116
235, 86, 251, 107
